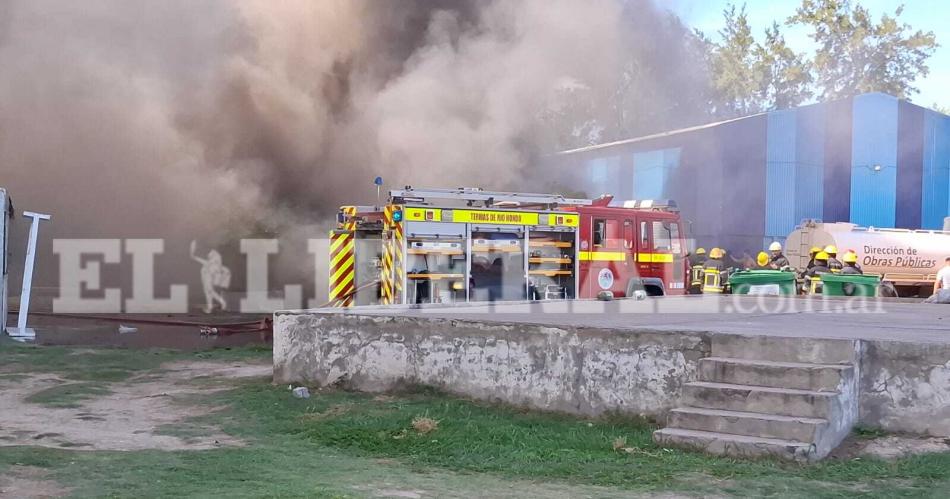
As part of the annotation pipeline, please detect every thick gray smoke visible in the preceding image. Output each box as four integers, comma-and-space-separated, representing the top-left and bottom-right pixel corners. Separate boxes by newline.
0, 0, 710, 296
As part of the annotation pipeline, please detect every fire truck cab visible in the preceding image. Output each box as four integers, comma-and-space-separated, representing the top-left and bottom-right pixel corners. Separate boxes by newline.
568, 198, 687, 298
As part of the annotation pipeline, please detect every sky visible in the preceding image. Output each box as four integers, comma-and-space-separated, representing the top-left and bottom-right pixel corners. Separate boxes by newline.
667, 0, 950, 110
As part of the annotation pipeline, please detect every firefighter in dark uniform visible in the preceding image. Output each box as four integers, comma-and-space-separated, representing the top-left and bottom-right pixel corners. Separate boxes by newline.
840, 251, 863, 275
804, 251, 832, 293
768, 241, 791, 270
688, 248, 706, 294
702, 248, 726, 293
805, 246, 821, 270
824, 245, 843, 272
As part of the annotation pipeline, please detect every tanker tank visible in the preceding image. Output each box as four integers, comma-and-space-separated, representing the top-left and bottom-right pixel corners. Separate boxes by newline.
786, 220, 950, 295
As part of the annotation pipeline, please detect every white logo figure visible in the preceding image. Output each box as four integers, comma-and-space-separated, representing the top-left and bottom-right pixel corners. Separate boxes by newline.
597, 268, 614, 290
190, 240, 231, 313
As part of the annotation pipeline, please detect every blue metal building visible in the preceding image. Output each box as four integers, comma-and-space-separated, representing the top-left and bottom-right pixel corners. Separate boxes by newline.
549, 93, 950, 254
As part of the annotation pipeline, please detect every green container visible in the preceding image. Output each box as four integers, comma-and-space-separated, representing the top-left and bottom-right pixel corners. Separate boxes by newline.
728, 270, 797, 295
820, 273, 880, 297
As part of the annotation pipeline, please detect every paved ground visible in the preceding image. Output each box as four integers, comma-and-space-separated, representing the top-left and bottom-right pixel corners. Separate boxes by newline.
325, 296, 950, 344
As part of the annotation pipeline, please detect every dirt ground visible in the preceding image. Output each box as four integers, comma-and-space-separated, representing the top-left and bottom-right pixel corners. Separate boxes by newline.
849, 435, 950, 460
0, 466, 71, 499
0, 360, 271, 451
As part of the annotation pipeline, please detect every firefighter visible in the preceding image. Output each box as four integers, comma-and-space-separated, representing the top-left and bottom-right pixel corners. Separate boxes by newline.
702, 247, 726, 293
768, 241, 791, 270
805, 246, 821, 270
755, 251, 771, 270
806, 251, 832, 277
840, 251, 863, 275
688, 248, 706, 294
824, 245, 843, 272
805, 251, 832, 293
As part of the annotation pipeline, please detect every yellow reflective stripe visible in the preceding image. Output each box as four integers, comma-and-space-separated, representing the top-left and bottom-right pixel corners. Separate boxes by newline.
329, 233, 348, 255
637, 253, 675, 263
453, 209, 539, 225
331, 274, 355, 300
330, 255, 355, 284
578, 251, 626, 262
650, 253, 674, 263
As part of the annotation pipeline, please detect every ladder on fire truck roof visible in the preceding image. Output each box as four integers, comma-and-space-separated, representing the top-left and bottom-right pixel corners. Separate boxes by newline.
389, 186, 593, 210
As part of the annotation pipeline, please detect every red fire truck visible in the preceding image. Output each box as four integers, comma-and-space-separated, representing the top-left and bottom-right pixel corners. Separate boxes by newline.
329, 187, 688, 307
566, 196, 688, 298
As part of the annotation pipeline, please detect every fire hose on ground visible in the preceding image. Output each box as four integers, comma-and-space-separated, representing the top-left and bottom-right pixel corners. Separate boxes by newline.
5, 280, 380, 340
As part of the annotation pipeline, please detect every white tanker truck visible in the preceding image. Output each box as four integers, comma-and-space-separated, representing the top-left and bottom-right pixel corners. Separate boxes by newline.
786, 220, 950, 296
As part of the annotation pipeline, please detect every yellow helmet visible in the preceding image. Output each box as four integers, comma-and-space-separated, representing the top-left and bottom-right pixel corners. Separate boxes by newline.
809, 246, 822, 256
824, 245, 838, 255
695, 247, 706, 255
815, 251, 829, 261
710, 247, 724, 259
843, 251, 858, 264
768, 241, 782, 252
756, 251, 769, 266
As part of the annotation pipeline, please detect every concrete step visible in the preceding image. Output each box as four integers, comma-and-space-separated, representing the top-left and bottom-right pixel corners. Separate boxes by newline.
653, 427, 815, 462
683, 381, 838, 418
711, 334, 858, 364
668, 407, 828, 442
698, 357, 852, 391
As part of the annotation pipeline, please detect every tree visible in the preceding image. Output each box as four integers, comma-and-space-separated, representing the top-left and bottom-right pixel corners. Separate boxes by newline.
754, 22, 813, 110
704, 5, 811, 116
705, 4, 761, 116
788, 0, 938, 100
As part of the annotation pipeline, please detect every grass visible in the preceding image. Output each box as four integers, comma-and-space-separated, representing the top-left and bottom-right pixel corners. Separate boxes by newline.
0, 337, 271, 382
218, 383, 950, 497
24, 382, 112, 408
1, 340, 949, 498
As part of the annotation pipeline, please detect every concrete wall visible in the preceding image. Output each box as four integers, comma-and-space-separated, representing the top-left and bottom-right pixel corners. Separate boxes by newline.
274, 311, 950, 436
860, 340, 950, 436
274, 312, 709, 416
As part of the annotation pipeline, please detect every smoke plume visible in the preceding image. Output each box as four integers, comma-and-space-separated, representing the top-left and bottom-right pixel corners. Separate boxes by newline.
0, 0, 710, 294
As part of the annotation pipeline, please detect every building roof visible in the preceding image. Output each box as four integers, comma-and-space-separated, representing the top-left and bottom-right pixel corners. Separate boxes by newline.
555, 113, 764, 156
555, 93, 948, 157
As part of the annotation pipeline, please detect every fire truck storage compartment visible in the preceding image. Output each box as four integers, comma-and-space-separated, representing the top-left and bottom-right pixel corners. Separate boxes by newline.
353, 232, 383, 306
528, 227, 576, 300
405, 221, 466, 305
470, 225, 525, 302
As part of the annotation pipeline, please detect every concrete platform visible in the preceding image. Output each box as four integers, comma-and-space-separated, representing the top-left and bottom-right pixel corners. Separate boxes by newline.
342, 295, 950, 344
273, 295, 950, 451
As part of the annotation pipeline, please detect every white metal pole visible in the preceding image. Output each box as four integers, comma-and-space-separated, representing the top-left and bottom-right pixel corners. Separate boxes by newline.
11, 211, 50, 339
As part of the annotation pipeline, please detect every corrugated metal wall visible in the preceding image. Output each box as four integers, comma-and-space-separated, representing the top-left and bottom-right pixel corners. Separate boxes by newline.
585, 155, 622, 198
850, 93, 899, 227
718, 115, 768, 253
922, 110, 950, 229
632, 148, 681, 199
764, 104, 825, 243
765, 110, 797, 239
795, 103, 826, 225
823, 97, 853, 222
896, 101, 924, 228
